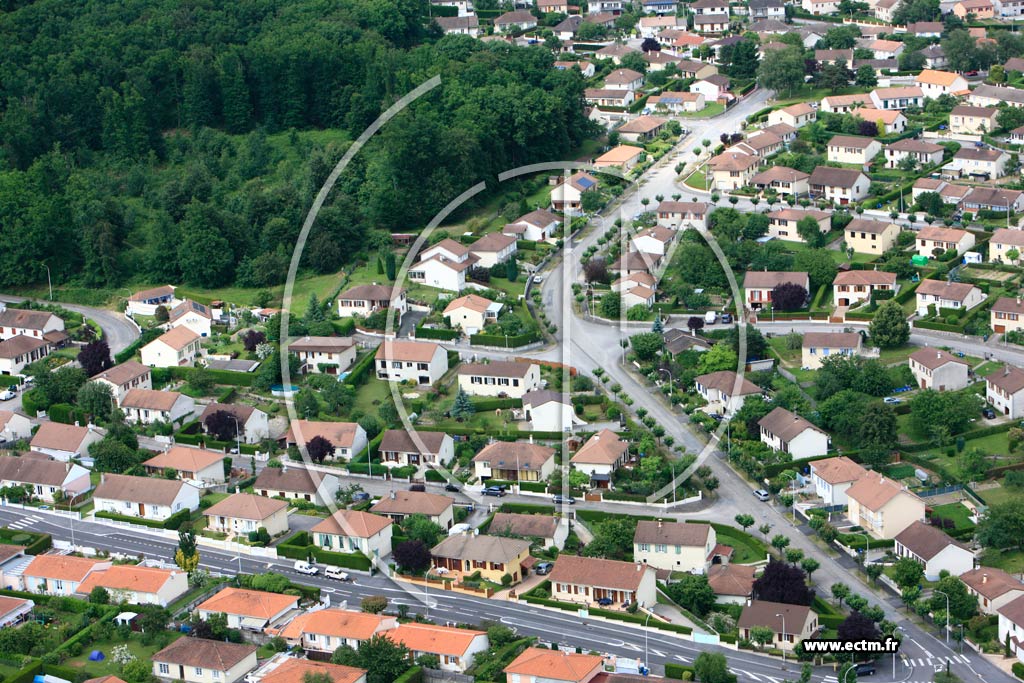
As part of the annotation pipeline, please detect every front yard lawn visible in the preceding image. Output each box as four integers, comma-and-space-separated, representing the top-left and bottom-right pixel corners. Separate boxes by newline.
929, 502, 975, 530
63, 632, 183, 679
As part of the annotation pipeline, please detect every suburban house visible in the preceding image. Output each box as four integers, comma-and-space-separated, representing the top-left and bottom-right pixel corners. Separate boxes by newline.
140, 326, 202, 368
457, 361, 541, 398
949, 105, 999, 134
907, 21, 943, 36
205, 493, 290, 538
604, 68, 644, 91
152, 638, 257, 683
647, 91, 705, 114
767, 102, 816, 128
253, 466, 340, 507
469, 232, 518, 269
949, 147, 1010, 180
917, 227, 976, 258
473, 440, 556, 483
94, 474, 201, 522
750, 167, 810, 198
585, 88, 636, 109
0, 336, 50, 376
820, 93, 870, 113
489, 512, 568, 549
808, 167, 870, 204
0, 595, 33, 628
337, 284, 407, 321
196, 587, 299, 631
430, 534, 531, 584
502, 648, 604, 683
443, 294, 503, 335
908, 348, 970, 392
375, 340, 448, 385
285, 420, 368, 460
616, 115, 668, 143
758, 406, 829, 459
844, 218, 901, 255
962, 567, 1024, 615
693, 371, 762, 415
707, 151, 759, 191
992, 297, 1024, 334
633, 520, 718, 574
766, 209, 830, 241
894, 520, 974, 581
999, 596, 1024, 665
987, 365, 1024, 418
742, 271, 810, 310
656, 201, 709, 229
166, 300, 213, 337
91, 361, 152, 404
869, 86, 924, 110
200, 403, 270, 444
493, 9, 537, 31
277, 609, 397, 654
885, 139, 944, 170
378, 429, 454, 468
915, 69, 969, 97
570, 429, 630, 488
0, 454, 91, 503
251, 656, 366, 683
915, 279, 985, 313
311, 509, 393, 560
409, 239, 477, 292
290, 336, 357, 375
850, 106, 907, 133
749, 0, 786, 18
126, 285, 177, 317
388, 623, 490, 674
826, 135, 882, 166
738, 601, 818, 651
734, 131, 783, 158
832, 270, 896, 307
975, 189, 1024, 215
371, 490, 455, 529
708, 564, 756, 605
120, 388, 195, 425
630, 225, 675, 256
76, 565, 189, 607
0, 410, 32, 443
142, 446, 227, 484
845, 472, 926, 539
29, 422, 102, 462
953, 0, 994, 17
810, 456, 867, 506
0, 309, 64, 342
504, 208, 561, 242
522, 390, 585, 433
435, 15, 479, 36
594, 145, 645, 170
23, 555, 108, 596
549, 555, 657, 609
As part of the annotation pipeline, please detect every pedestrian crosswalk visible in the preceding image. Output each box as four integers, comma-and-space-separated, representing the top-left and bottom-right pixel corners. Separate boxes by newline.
818, 654, 974, 683
7, 514, 43, 530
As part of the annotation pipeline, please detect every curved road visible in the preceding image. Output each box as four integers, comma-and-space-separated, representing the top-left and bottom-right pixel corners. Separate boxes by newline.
0, 295, 139, 355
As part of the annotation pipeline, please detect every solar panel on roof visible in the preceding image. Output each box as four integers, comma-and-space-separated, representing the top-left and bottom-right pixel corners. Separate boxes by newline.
577, 177, 595, 188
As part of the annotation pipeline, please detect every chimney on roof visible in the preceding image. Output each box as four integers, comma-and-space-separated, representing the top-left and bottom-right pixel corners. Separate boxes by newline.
390, 490, 396, 499
983, 573, 989, 584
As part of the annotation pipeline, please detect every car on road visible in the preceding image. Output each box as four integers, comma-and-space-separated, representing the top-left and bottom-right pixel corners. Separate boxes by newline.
324, 566, 351, 581
553, 495, 576, 505
409, 483, 426, 492
753, 489, 771, 502
533, 275, 544, 284
983, 407, 996, 419
720, 313, 732, 324
0, 390, 15, 401
535, 562, 553, 575
854, 663, 876, 676
883, 397, 901, 405
482, 486, 506, 497
444, 482, 460, 492
293, 561, 318, 575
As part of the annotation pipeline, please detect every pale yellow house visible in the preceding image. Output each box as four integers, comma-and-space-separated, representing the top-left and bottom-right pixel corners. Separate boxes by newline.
992, 297, 1024, 335
153, 638, 257, 683
633, 520, 720, 573
708, 151, 760, 191
311, 509, 393, 560
430, 534, 532, 585
845, 218, 900, 255
801, 332, 863, 370
826, 135, 882, 165
846, 472, 926, 539
204, 493, 290, 538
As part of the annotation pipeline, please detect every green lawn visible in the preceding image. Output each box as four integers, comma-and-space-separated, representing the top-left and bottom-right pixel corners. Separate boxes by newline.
679, 102, 725, 118
353, 376, 394, 416
683, 164, 710, 190
63, 633, 184, 678
930, 502, 975, 531
174, 272, 345, 316
980, 548, 1024, 574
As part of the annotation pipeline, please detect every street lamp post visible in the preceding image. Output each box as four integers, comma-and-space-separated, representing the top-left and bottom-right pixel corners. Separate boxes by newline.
40, 263, 52, 301
658, 368, 674, 405
935, 589, 951, 644
776, 613, 786, 666
644, 611, 653, 671
842, 664, 857, 683
851, 531, 870, 566
229, 416, 242, 464
892, 625, 904, 678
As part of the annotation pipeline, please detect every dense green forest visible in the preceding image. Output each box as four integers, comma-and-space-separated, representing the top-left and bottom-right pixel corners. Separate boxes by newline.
0, 0, 594, 291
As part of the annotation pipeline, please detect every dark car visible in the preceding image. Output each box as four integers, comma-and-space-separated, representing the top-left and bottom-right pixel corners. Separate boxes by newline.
597, 597, 613, 606
854, 663, 876, 676
352, 492, 370, 502
409, 483, 426, 492
983, 407, 996, 419
720, 313, 733, 324
553, 495, 576, 505
535, 562, 554, 575
482, 486, 506, 497
444, 482, 460, 492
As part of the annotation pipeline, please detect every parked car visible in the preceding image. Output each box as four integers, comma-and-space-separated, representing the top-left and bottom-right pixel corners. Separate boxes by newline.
854, 662, 876, 676
553, 495, 576, 505
352, 492, 370, 502
753, 489, 771, 502
293, 561, 318, 575
0, 390, 15, 401
720, 313, 732, 324
983, 407, 996, 419
535, 562, 554, 575
482, 486, 506, 497
597, 597, 614, 606
444, 482, 460, 492
883, 397, 901, 405
409, 483, 426, 492
324, 566, 351, 581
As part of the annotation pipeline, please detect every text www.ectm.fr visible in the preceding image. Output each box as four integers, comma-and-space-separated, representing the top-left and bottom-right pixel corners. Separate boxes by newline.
802, 638, 901, 654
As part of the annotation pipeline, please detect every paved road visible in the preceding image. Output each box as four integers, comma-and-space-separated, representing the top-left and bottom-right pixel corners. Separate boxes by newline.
0, 295, 139, 355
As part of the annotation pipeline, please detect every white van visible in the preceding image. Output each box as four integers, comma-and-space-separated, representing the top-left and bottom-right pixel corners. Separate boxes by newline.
704, 311, 718, 324
324, 566, 349, 581
294, 560, 318, 575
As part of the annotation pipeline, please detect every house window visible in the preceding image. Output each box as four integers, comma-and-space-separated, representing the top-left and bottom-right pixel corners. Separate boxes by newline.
159, 664, 170, 675
195, 668, 203, 676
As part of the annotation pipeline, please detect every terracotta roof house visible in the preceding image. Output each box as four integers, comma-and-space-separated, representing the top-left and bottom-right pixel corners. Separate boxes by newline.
205, 493, 289, 538
276, 609, 397, 654
549, 555, 657, 610
91, 361, 152, 404
489, 512, 568, 549
962, 567, 1024, 615
0, 335, 52, 376
166, 299, 213, 337
751, 166, 810, 197
29, 422, 102, 462
633, 520, 720, 573
23, 554, 108, 596
311, 509, 394, 560
125, 285, 177, 316
196, 587, 299, 631
76, 564, 189, 607
832, 268, 897, 306
199, 402, 270, 444
0, 595, 34, 628
374, 340, 449, 385
94, 473, 201, 522
139, 326, 202, 368
570, 429, 629, 487
992, 297, 1024, 335
469, 232, 518, 269
908, 348, 970, 392
443, 294, 503, 335
253, 466, 340, 507
810, 456, 867, 506
503, 648, 604, 683
0, 410, 32, 443
809, 166, 870, 205
119, 388, 195, 426
693, 371, 762, 415
290, 336, 357, 375
0, 308, 64, 342
738, 600, 818, 651
594, 145, 645, 170
388, 623, 490, 673
707, 564, 756, 604
986, 365, 1024, 419
915, 279, 985, 314
0, 453, 91, 503
522, 389, 586, 433
503, 208, 562, 242
997, 594, 1024, 663
473, 440, 556, 483
284, 420, 368, 460
378, 429, 454, 469
152, 637, 258, 683
826, 134, 882, 165
457, 361, 542, 399
916, 226, 976, 258
894, 520, 974, 581
846, 472, 926, 539
336, 284, 407, 321
758, 406, 829, 459
371, 490, 455, 529
251, 658, 366, 683
431, 534, 532, 584
742, 271, 810, 310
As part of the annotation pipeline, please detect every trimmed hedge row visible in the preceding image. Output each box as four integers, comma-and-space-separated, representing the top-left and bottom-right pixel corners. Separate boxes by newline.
0, 528, 52, 555
96, 508, 190, 530
344, 347, 379, 388
521, 587, 692, 634
665, 663, 696, 680
277, 532, 373, 570
394, 666, 424, 683
153, 366, 256, 387
115, 327, 162, 364
415, 326, 459, 341
469, 331, 542, 347
470, 397, 523, 411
